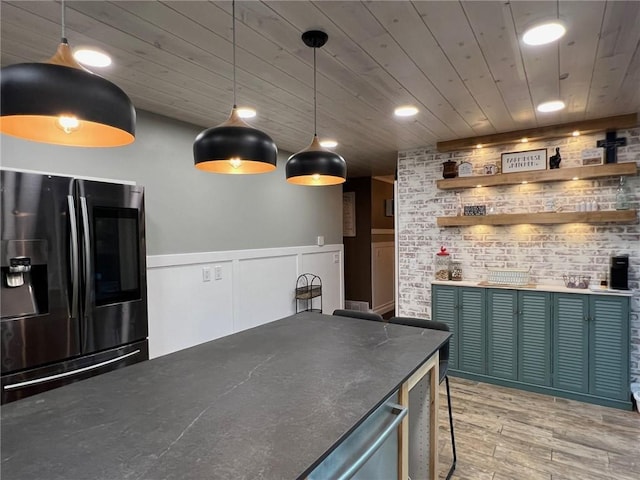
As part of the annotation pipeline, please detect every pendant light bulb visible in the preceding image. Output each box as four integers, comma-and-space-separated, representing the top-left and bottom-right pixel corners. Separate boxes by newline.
193, 0, 277, 174
286, 31, 346, 186
0, 0, 135, 147
58, 115, 80, 134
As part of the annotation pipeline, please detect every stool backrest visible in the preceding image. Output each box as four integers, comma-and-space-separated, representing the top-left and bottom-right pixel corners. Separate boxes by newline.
388, 316, 450, 364
332, 309, 384, 322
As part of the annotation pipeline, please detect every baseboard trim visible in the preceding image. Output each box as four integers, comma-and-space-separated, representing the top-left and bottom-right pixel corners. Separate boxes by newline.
372, 301, 395, 316
449, 370, 633, 411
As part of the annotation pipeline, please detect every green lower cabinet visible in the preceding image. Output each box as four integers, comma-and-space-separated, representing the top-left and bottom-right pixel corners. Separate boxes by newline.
589, 296, 629, 401
553, 293, 630, 402
431, 285, 485, 372
553, 294, 589, 393
457, 288, 486, 374
432, 285, 458, 370
518, 291, 551, 386
432, 284, 631, 410
487, 289, 551, 384
487, 289, 518, 380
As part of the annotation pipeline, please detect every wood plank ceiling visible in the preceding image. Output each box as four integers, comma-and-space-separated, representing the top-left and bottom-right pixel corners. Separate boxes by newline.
1, 1, 639, 177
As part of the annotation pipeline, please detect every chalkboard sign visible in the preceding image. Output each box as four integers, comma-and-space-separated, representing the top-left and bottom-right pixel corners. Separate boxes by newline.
463, 205, 487, 216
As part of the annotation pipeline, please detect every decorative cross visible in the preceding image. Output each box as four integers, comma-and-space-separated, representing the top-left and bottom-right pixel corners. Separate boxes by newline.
597, 130, 627, 164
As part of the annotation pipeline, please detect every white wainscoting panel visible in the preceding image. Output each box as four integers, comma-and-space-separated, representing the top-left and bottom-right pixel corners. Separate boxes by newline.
372, 241, 395, 315
300, 249, 344, 315
147, 244, 344, 359
146, 261, 234, 360
235, 255, 298, 333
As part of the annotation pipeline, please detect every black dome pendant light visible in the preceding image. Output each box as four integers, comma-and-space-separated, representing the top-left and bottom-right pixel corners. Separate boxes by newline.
193, 0, 277, 174
0, 0, 135, 147
286, 30, 346, 186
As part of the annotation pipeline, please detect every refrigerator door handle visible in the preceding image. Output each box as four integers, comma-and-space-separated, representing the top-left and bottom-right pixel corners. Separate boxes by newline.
80, 196, 92, 323
3, 349, 141, 391
67, 195, 79, 320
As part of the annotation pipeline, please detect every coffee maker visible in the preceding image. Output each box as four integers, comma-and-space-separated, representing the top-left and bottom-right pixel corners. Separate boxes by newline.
610, 255, 629, 290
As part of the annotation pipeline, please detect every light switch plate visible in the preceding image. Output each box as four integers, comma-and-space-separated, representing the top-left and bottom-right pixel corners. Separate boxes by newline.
202, 267, 211, 282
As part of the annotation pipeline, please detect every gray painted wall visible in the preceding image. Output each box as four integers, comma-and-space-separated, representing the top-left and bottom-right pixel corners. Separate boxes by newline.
1, 110, 343, 255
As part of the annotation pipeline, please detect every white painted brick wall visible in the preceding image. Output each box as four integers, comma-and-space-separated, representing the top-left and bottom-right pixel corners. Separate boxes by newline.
397, 128, 640, 383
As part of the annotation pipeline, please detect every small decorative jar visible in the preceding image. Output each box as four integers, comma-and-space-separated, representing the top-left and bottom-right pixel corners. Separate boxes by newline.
435, 246, 451, 281
450, 261, 463, 281
442, 160, 458, 179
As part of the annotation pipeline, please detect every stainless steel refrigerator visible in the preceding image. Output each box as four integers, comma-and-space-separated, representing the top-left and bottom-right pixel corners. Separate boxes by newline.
1, 169, 148, 403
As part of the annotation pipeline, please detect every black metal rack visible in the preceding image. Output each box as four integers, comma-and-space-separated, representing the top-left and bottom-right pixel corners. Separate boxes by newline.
295, 273, 322, 313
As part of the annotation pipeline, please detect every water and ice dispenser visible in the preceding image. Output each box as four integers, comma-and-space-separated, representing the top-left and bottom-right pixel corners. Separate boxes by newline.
1, 240, 48, 319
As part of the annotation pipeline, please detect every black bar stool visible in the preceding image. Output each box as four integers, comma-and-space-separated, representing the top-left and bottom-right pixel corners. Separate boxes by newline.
389, 316, 456, 480
332, 309, 384, 322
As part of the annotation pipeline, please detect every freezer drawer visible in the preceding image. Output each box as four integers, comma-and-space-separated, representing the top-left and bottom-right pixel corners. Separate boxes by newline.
1, 339, 148, 403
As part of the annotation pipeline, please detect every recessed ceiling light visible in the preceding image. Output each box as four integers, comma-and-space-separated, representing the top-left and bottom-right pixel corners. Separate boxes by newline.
236, 107, 256, 119
521, 137, 528, 143
476, 144, 483, 149
73, 48, 112, 68
394, 105, 418, 117
522, 22, 566, 46
320, 139, 338, 148
537, 100, 565, 113
572, 130, 580, 137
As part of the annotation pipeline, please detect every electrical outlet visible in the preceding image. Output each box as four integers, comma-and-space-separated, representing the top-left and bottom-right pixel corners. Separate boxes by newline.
202, 267, 211, 282
333, 253, 340, 264
317, 235, 325, 246
214, 265, 222, 280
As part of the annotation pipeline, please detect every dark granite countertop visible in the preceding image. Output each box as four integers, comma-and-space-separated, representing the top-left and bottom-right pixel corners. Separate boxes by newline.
1, 312, 449, 480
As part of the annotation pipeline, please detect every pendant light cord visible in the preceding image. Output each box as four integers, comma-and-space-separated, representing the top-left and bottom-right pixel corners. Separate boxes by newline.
232, 0, 237, 108
61, 0, 67, 42
313, 46, 317, 136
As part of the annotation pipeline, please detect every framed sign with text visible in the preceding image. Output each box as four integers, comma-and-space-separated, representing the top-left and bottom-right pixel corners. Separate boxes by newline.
343, 192, 356, 237
463, 205, 487, 216
501, 148, 547, 173
581, 148, 604, 166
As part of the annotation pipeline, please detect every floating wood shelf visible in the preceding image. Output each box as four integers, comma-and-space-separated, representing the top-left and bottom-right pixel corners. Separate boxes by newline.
436, 163, 637, 190
436, 113, 638, 152
436, 210, 637, 227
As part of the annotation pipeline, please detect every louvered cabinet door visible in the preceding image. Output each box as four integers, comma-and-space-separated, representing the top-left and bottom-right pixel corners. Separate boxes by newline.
432, 285, 458, 369
518, 291, 551, 386
487, 289, 517, 380
458, 287, 486, 374
553, 294, 589, 393
589, 296, 630, 400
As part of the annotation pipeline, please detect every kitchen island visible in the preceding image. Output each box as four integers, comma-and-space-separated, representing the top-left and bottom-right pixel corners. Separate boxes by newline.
1, 312, 449, 479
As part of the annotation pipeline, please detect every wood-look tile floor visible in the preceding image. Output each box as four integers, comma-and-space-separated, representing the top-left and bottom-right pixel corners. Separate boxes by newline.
437, 377, 640, 480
